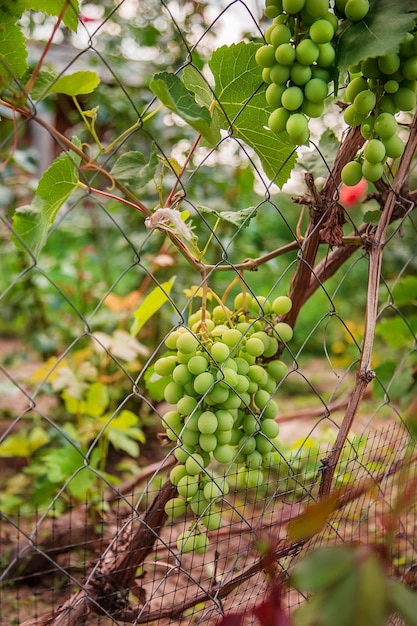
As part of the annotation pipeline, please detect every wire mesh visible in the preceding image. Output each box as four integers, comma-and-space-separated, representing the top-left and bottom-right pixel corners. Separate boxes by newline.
1, 1, 417, 625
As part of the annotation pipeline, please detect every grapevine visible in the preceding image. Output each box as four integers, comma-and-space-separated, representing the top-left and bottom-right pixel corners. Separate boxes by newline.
148, 291, 293, 554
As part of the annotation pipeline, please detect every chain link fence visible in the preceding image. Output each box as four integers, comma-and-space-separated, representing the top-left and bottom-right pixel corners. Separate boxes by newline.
1, 1, 417, 624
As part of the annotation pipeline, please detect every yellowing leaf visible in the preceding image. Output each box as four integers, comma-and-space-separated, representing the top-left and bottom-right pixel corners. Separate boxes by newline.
103, 290, 141, 313
131, 277, 176, 336
183, 285, 213, 299
288, 493, 338, 542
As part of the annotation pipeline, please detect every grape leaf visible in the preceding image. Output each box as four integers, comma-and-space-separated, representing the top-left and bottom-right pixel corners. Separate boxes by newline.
12, 148, 80, 254
336, 0, 417, 72
131, 276, 176, 337
0, 11, 28, 84
150, 72, 219, 146
42, 70, 100, 97
198, 204, 256, 227
23, 0, 79, 31
208, 43, 296, 186
110, 147, 159, 189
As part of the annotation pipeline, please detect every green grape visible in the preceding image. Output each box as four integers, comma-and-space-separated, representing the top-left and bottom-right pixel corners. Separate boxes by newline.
216, 429, 232, 445
176, 331, 199, 354
341, 160, 363, 186
266, 82, 286, 108
164, 381, 184, 404
263, 337, 279, 358
210, 341, 230, 364
205, 384, 230, 405
165, 330, 181, 350
262, 67, 272, 84
267, 359, 288, 380
202, 510, 222, 531
274, 322, 294, 342
360, 116, 375, 139
343, 104, 367, 127
286, 113, 310, 145
254, 389, 270, 410
304, 78, 328, 103
335, 0, 348, 12
270, 63, 291, 84
203, 480, 223, 501
185, 453, 206, 476
176, 530, 198, 553
295, 38, 319, 65
364, 139, 386, 163
345, 76, 368, 102
187, 354, 209, 376
223, 390, 243, 410
304, 0, 328, 18
360, 57, 380, 80
268, 107, 289, 134
181, 427, 200, 447
235, 357, 250, 375
281, 86, 304, 111
261, 418, 280, 439
195, 532, 209, 554
189, 490, 211, 516
403, 56, 417, 80
272, 295, 292, 314
362, 159, 384, 182
213, 443, 236, 463
199, 433, 218, 452
316, 42, 336, 67
345, 0, 369, 21
235, 374, 250, 394
378, 53, 401, 76
290, 62, 312, 86
384, 80, 399, 94
382, 134, 404, 159
309, 19, 334, 44
222, 328, 243, 348
243, 414, 259, 435
301, 99, 324, 118
282, 0, 306, 14
245, 336, 266, 357
353, 89, 376, 116
246, 449, 264, 470
165, 497, 187, 518
172, 363, 193, 386
324, 10, 339, 30
245, 468, 264, 489
174, 444, 194, 464
275, 43, 296, 66
218, 367, 239, 388
177, 474, 200, 499
378, 95, 397, 114
163, 409, 183, 434
393, 87, 416, 111
255, 44, 277, 68
154, 355, 178, 376
193, 371, 215, 395
198, 410, 218, 434
270, 23, 292, 47
170, 464, 187, 486
239, 435, 257, 455
248, 364, 268, 387
311, 65, 330, 83
256, 433, 274, 454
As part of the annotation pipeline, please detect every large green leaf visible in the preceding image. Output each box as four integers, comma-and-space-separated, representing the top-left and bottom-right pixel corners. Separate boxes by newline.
336, 0, 417, 72
209, 43, 296, 186
0, 11, 28, 84
12, 149, 80, 254
110, 146, 159, 190
43, 70, 100, 97
150, 72, 219, 146
23, 0, 79, 31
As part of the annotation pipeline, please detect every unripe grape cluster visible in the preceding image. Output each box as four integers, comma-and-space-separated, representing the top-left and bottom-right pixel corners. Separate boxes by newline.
257, 0, 339, 145
151, 293, 293, 554
341, 22, 417, 185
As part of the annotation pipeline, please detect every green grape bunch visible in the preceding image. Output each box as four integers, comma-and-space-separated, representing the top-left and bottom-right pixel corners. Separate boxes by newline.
256, 0, 339, 146
341, 23, 417, 185
148, 292, 293, 554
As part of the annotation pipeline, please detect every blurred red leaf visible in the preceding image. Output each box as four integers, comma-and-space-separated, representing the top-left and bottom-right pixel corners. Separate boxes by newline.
253, 581, 291, 626
217, 613, 245, 626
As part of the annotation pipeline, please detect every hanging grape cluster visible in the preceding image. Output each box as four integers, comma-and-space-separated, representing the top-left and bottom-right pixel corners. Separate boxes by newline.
150, 293, 293, 554
341, 23, 417, 184
258, 0, 417, 184
256, 0, 340, 146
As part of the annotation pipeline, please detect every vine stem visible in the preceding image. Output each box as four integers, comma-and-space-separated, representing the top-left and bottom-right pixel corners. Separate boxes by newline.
165, 133, 202, 207
319, 110, 417, 498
